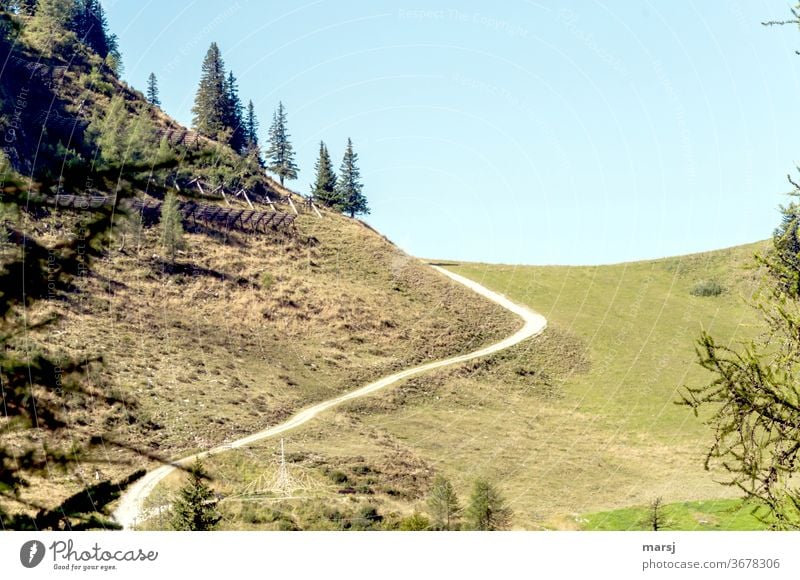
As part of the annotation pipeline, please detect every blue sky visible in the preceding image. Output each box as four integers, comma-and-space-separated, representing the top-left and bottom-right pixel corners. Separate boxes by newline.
104, 1, 800, 265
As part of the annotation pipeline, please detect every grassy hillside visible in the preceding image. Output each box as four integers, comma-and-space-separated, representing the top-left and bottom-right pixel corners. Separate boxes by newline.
0, 10, 522, 522
170, 242, 768, 530
8, 208, 519, 517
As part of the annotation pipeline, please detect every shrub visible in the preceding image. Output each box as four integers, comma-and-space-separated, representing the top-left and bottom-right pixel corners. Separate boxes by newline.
690, 279, 724, 297
398, 512, 431, 531
261, 272, 275, 290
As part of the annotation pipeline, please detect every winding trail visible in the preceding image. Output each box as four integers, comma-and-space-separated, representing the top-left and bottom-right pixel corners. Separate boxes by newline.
112, 265, 547, 529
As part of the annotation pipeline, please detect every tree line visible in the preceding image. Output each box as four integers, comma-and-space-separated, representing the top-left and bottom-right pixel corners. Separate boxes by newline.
185, 42, 370, 218
169, 464, 512, 531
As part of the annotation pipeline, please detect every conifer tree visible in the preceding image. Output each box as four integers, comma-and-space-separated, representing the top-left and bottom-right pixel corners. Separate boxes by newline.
243, 100, 262, 165
244, 100, 259, 148
310, 141, 339, 207
265, 101, 298, 186
427, 475, 461, 530
90, 94, 127, 164
146, 72, 160, 107
465, 479, 512, 531
154, 136, 174, 169
336, 138, 369, 218
159, 190, 184, 265
191, 42, 228, 141
170, 459, 221, 531
224, 70, 244, 152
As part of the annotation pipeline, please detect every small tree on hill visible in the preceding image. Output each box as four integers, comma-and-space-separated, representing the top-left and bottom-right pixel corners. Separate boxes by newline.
159, 190, 184, 264
265, 101, 298, 186
465, 478, 512, 531
336, 138, 369, 218
427, 475, 461, 530
170, 459, 221, 531
646, 497, 670, 531
310, 141, 339, 207
146, 72, 160, 106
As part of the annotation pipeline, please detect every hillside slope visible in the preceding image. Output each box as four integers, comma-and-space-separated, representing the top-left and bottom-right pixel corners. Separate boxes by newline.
0, 11, 521, 521
176, 243, 766, 530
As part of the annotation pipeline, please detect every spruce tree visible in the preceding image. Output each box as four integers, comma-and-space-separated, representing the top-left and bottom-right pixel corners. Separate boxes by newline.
243, 100, 262, 165
310, 141, 339, 207
244, 100, 259, 149
265, 101, 298, 186
170, 459, 221, 531
465, 479, 512, 531
336, 138, 369, 218
191, 42, 228, 141
146, 72, 160, 107
159, 190, 184, 264
427, 475, 461, 530
224, 70, 244, 152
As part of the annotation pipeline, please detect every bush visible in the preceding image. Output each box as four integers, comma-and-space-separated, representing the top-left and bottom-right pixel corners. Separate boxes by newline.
261, 272, 275, 290
398, 512, 431, 531
690, 280, 723, 297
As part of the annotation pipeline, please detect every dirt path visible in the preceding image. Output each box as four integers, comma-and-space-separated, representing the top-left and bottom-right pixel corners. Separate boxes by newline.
112, 265, 547, 529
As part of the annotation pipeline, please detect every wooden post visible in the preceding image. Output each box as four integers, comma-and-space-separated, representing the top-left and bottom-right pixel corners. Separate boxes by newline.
239, 188, 255, 209
286, 195, 299, 216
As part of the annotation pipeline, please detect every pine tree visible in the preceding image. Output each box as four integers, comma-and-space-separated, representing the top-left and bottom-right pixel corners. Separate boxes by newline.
170, 459, 221, 531
224, 70, 244, 152
243, 100, 262, 164
146, 72, 160, 107
159, 191, 184, 264
310, 141, 339, 207
336, 138, 369, 218
265, 101, 298, 186
465, 479, 512, 531
191, 42, 228, 141
427, 475, 461, 530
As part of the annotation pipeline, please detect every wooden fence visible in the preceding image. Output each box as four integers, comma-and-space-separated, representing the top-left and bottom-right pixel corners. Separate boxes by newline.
38, 194, 296, 233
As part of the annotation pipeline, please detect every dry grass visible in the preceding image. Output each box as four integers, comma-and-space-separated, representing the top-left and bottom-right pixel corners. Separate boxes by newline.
7, 206, 517, 516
